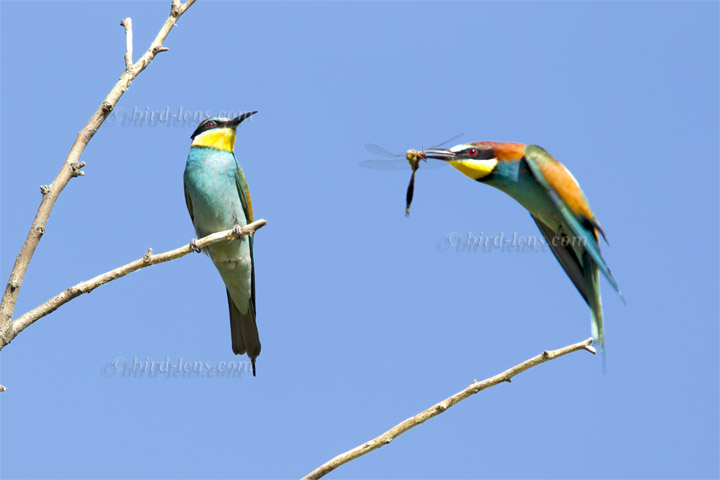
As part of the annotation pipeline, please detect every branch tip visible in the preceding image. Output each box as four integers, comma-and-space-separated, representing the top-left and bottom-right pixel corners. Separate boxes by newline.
301, 338, 593, 480
120, 17, 133, 69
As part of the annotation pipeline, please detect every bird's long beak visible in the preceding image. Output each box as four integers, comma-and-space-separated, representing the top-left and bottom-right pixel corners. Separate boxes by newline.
422, 149, 457, 162
227, 111, 258, 128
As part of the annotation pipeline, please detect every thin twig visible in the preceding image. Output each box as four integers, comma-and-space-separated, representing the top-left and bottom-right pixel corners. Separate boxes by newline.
120, 18, 133, 69
302, 337, 596, 480
0, 0, 197, 348
0, 220, 267, 350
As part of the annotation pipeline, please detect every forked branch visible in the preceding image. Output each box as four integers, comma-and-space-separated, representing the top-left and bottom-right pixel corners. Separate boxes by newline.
0, 0, 197, 347
2, 220, 267, 351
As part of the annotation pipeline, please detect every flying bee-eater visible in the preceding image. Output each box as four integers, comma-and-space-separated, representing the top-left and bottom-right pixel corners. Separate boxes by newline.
183, 112, 260, 375
421, 142, 622, 352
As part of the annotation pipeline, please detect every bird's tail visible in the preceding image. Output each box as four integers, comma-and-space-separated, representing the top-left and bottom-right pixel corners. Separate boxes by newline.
582, 252, 606, 369
227, 290, 261, 376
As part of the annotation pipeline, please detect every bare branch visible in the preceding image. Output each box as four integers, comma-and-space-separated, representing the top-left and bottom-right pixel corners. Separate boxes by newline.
302, 337, 595, 480
120, 18, 133, 69
0, 385, 6, 392
0, 0, 198, 346
0, 219, 267, 351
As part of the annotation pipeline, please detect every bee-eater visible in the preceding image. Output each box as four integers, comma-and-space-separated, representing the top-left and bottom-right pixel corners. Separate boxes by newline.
421, 142, 622, 351
183, 112, 260, 375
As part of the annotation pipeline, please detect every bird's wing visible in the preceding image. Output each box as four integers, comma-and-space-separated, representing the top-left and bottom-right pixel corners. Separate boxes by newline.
183, 184, 195, 224
531, 214, 590, 305
524, 145, 596, 221
524, 145, 621, 295
235, 165, 254, 223
235, 165, 256, 314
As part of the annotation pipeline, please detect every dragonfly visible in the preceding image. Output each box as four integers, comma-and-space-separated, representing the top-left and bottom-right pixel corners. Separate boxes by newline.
360, 134, 463, 216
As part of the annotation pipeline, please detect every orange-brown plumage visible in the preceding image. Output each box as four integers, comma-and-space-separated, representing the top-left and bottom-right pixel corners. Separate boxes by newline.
535, 156, 596, 222
470, 141, 526, 162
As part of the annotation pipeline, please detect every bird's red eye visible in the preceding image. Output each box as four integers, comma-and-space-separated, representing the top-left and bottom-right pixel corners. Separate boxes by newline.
206, 121, 216, 129
468, 148, 478, 157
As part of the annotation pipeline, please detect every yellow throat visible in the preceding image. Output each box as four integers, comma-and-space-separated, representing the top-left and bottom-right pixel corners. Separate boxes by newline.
191, 127, 236, 152
449, 158, 498, 180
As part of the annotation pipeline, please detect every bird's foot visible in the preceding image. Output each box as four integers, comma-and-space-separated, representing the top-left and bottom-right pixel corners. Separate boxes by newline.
232, 224, 244, 238
190, 238, 201, 253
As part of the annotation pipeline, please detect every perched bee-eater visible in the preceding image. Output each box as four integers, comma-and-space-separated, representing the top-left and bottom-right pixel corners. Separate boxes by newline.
183, 112, 260, 375
421, 142, 622, 351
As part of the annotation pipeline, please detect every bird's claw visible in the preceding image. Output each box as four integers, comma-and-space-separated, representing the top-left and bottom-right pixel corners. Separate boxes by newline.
232, 225, 244, 238
190, 238, 201, 253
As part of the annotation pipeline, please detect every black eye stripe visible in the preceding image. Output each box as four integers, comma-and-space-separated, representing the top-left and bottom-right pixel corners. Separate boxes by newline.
201, 119, 222, 131
462, 148, 495, 160
190, 119, 223, 139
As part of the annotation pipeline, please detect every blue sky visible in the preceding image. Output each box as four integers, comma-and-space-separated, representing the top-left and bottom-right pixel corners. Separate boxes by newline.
1, 1, 718, 479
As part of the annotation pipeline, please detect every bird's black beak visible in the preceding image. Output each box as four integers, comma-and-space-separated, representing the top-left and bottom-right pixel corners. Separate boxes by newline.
422, 149, 457, 162
227, 111, 258, 128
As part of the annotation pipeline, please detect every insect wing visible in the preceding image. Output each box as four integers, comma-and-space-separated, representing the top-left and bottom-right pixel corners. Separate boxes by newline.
359, 159, 409, 170
364, 143, 401, 158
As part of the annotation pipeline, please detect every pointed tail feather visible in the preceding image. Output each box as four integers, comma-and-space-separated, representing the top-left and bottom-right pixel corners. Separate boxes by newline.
227, 290, 261, 376
228, 290, 245, 354
582, 252, 606, 368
